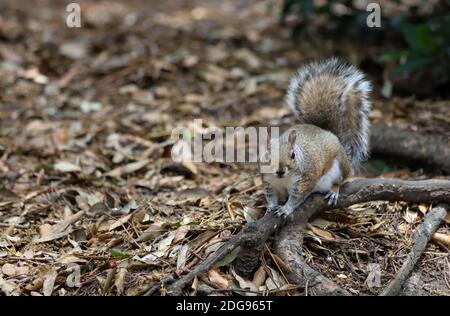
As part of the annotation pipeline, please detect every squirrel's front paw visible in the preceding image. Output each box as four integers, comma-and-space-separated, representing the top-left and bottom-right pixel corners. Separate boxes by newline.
266, 205, 280, 214
273, 206, 293, 218
324, 190, 339, 206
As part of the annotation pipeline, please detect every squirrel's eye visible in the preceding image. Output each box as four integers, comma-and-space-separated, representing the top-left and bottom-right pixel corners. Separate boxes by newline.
291, 151, 295, 159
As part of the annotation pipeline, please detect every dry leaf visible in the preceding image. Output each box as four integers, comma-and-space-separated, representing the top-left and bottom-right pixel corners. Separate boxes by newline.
43, 268, 58, 296
252, 266, 267, 287
232, 269, 257, 296
271, 254, 292, 273
432, 233, 450, 247
207, 268, 229, 289
0, 275, 20, 296
418, 204, 429, 215
403, 209, 418, 224
365, 263, 381, 289
1, 263, 29, 276
114, 268, 128, 295
266, 266, 287, 289
307, 224, 336, 242
109, 214, 132, 231
106, 159, 150, 178
157, 234, 175, 252
137, 222, 167, 242
176, 244, 189, 271
173, 226, 190, 244
36, 211, 85, 243
54, 161, 81, 173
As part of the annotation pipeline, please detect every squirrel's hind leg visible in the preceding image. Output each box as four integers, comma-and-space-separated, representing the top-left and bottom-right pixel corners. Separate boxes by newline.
314, 158, 342, 206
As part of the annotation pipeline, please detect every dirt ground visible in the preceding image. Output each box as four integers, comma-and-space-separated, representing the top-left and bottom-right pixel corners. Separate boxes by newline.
0, 0, 449, 296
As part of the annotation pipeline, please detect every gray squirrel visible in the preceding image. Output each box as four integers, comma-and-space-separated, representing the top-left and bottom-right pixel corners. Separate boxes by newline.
261, 58, 372, 218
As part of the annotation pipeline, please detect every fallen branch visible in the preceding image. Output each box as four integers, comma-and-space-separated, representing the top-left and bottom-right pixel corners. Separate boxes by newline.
164, 179, 450, 296
370, 125, 450, 174
379, 204, 448, 296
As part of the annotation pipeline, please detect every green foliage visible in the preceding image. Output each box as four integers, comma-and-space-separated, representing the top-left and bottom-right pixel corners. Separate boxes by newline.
110, 249, 130, 259
280, 0, 450, 85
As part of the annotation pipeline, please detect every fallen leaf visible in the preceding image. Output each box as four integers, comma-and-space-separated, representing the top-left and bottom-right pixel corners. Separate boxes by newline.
108, 214, 132, 231
418, 204, 429, 215
54, 161, 82, 173
365, 263, 381, 289
207, 268, 229, 289
137, 222, 167, 242
114, 268, 128, 295
0, 275, 20, 296
432, 233, 450, 247
232, 269, 257, 296
36, 211, 85, 243
252, 266, 267, 287
214, 246, 240, 267
157, 234, 175, 252
403, 209, 418, 224
176, 244, 189, 271
266, 266, 287, 289
106, 159, 150, 178
173, 226, 190, 244
42, 268, 58, 296
1, 263, 29, 276
307, 224, 336, 242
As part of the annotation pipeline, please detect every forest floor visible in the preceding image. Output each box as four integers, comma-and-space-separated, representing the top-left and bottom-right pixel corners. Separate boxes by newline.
0, 0, 449, 296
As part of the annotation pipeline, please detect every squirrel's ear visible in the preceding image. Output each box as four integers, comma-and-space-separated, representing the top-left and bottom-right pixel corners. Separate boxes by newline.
288, 130, 296, 144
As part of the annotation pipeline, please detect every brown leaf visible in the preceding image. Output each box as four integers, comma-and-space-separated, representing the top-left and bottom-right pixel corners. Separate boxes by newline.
42, 268, 58, 296
108, 214, 132, 231
307, 224, 336, 242
106, 159, 150, 178
173, 226, 190, 244
418, 204, 429, 215
114, 268, 128, 295
137, 222, 167, 242
271, 254, 292, 273
207, 268, 229, 289
1, 263, 29, 276
0, 275, 20, 296
252, 266, 267, 287
36, 211, 85, 243
432, 233, 450, 247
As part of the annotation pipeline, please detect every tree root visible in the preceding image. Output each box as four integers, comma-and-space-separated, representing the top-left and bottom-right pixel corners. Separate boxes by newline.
164, 179, 450, 296
370, 124, 450, 174
273, 220, 351, 296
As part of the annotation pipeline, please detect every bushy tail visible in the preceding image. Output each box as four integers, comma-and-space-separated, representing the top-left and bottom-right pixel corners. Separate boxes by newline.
286, 58, 372, 170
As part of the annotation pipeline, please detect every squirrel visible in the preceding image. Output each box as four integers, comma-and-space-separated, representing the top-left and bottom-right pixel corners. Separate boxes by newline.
261, 58, 372, 218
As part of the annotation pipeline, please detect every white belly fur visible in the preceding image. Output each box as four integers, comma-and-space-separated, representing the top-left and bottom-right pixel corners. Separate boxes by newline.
314, 158, 342, 193
266, 174, 292, 202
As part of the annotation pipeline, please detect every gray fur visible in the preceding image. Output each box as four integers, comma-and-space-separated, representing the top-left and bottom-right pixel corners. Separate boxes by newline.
286, 57, 372, 170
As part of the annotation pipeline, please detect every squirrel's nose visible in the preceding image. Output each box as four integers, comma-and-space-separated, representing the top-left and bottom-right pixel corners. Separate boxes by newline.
276, 169, 284, 177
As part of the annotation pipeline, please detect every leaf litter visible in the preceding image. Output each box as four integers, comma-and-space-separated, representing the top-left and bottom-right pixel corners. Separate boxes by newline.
0, 0, 448, 296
